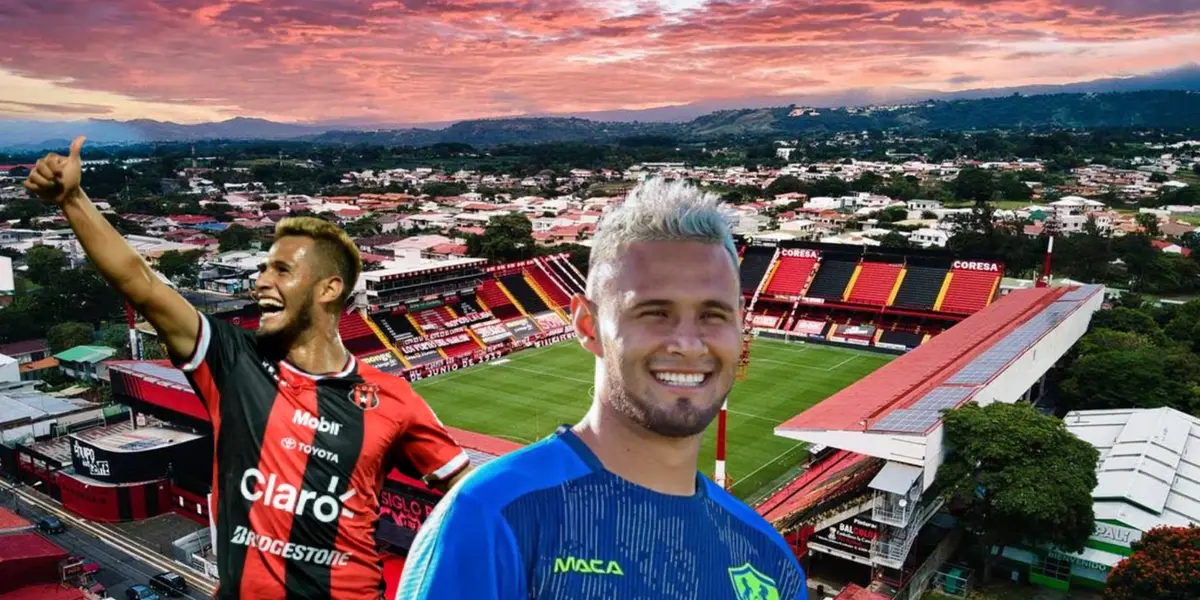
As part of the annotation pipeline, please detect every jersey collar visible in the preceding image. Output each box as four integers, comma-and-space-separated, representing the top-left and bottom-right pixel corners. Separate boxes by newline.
555, 424, 708, 500
279, 352, 357, 381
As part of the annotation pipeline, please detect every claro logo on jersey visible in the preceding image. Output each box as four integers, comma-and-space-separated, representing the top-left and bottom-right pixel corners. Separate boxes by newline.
240, 468, 357, 523
293, 409, 342, 436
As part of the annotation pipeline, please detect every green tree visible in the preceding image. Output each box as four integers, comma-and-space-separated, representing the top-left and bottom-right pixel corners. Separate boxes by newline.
765, 175, 803, 197
1105, 525, 1200, 600
1090, 307, 1168, 345
0, 197, 51, 224
466, 213, 535, 263
937, 402, 1098, 583
157, 250, 205, 288
879, 231, 914, 249
1136, 213, 1161, 237
995, 172, 1032, 201
99, 326, 132, 359
0, 296, 43, 343
851, 171, 883, 193
1076, 329, 1155, 356
47, 322, 94, 353
1060, 346, 1200, 414
219, 225, 256, 252
951, 167, 996, 203
43, 265, 125, 327
24, 245, 68, 285
421, 181, 468, 198
343, 215, 382, 238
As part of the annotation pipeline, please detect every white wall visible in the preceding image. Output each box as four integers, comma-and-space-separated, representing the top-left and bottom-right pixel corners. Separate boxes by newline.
0, 255, 12, 294
0, 356, 18, 383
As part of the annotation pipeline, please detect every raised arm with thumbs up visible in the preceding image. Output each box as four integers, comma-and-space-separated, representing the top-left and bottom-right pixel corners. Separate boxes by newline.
23, 135, 87, 205
21, 135, 202, 364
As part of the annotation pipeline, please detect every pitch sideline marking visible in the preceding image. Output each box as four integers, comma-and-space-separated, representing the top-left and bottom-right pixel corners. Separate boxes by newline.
729, 442, 806, 490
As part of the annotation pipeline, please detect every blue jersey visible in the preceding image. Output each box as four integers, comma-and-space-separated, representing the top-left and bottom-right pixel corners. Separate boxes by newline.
397, 426, 807, 600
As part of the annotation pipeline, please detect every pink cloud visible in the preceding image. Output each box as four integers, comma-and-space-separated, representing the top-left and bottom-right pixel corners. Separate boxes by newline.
0, 0, 1196, 123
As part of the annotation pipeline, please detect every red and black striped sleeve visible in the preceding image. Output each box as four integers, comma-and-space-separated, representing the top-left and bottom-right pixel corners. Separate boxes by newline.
387, 382, 469, 485
169, 312, 257, 409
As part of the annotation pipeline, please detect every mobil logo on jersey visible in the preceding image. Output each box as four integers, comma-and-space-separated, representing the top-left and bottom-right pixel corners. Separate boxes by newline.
240, 467, 359, 523
293, 409, 343, 435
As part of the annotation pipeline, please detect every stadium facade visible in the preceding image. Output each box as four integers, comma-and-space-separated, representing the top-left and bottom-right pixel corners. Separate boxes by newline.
753, 283, 1105, 596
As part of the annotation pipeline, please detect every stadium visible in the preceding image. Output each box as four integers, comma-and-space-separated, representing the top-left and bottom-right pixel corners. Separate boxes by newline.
4, 236, 1104, 599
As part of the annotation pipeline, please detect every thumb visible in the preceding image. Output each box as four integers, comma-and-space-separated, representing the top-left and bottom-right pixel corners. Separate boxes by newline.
69, 135, 86, 160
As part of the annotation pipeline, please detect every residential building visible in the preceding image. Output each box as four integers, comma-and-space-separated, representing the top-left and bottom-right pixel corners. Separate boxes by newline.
54, 346, 117, 383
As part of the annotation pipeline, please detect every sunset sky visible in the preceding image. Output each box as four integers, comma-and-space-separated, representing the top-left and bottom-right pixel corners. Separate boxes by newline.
1, 0, 1198, 124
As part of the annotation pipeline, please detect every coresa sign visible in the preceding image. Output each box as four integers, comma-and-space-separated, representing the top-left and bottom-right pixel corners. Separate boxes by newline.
952, 260, 1001, 272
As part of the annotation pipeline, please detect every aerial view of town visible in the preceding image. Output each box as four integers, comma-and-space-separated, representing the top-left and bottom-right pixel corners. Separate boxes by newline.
1, 1, 1199, 600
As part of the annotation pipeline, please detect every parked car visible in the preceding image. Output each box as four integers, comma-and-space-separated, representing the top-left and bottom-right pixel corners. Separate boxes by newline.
68, 554, 101, 575
36, 515, 65, 534
148, 571, 188, 597
124, 584, 159, 600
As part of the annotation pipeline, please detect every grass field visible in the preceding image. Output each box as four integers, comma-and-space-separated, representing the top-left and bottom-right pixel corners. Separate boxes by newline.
412, 338, 892, 503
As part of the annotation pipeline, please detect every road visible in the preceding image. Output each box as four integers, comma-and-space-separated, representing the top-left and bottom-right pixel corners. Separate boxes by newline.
1, 483, 215, 600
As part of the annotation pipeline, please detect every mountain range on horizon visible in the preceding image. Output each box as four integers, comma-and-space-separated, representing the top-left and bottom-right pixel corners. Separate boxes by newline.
2, 63, 1199, 152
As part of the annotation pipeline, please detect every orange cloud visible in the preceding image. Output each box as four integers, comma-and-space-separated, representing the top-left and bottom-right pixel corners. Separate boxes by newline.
0, 0, 1196, 123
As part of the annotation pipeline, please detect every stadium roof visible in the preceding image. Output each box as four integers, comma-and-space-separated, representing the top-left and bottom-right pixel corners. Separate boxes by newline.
0, 383, 96, 428
1065, 407, 1200, 532
53, 345, 116, 363
777, 284, 1103, 436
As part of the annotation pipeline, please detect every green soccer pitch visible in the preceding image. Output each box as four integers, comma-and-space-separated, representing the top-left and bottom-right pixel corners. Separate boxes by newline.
412, 338, 893, 503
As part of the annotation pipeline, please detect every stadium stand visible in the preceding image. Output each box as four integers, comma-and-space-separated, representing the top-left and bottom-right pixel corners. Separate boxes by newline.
339, 311, 388, 354
805, 256, 858, 301
499, 273, 550, 315
373, 310, 421, 344
891, 264, 949, 311
763, 249, 820, 299
526, 261, 573, 308
755, 284, 1104, 594
739, 246, 776, 295
736, 239, 1002, 353
936, 262, 1002, 314
876, 330, 925, 351
543, 255, 586, 295
844, 260, 904, 306
455, 293, 484, 315
477, 279, 522, 320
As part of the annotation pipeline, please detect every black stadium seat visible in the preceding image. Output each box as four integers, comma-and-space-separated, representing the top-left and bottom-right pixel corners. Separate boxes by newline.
805, 259, 857, 300
878, 329, 924, 349
739, 247, 775, 295
374, 312, 420, 343
499, 274, 550, 314
892, 266, 949, 311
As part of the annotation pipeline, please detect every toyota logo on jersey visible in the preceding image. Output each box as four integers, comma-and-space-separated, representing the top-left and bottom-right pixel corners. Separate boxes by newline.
349, 383, 380, 410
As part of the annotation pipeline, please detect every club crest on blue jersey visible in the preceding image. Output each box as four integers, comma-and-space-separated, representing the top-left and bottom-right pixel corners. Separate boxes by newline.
728, 563, 780, 600
349, 382, 380, 410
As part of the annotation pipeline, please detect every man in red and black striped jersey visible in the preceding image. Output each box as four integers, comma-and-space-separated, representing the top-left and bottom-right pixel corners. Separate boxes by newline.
24, 137, 471, 599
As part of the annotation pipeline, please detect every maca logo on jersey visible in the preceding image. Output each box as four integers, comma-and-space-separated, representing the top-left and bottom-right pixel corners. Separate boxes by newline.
292, 409, 342, 436
553, 556, 624, 575
240, 468, 358, 523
